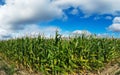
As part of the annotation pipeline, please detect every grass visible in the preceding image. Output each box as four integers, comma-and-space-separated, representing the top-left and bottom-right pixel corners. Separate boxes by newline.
0, 32, 120, 74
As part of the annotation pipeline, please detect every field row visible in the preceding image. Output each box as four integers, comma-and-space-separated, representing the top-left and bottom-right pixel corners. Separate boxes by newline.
0, 33, 120, 74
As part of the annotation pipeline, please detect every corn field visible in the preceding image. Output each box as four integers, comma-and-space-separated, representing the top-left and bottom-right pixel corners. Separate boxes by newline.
0, 32, 120, 74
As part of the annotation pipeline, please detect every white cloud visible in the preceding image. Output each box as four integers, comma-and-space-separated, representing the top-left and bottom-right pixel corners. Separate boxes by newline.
70, 9, 79, 15
97, 33, 110, 38
108, 17, 120, 32
0, 0, 64, 39
1, 0, 120, 39
2, 0, 63, 24
53, 0, 120, 16
1, 0, 120, 28
72, 30, 91, 36
94, 16, 113, 20
0, 28, 11, 38
7, 24, 61, 39
108, 24, 120, 32
113, 17, 120, 23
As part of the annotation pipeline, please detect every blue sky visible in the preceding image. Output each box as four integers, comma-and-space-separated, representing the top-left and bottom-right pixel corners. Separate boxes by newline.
0, 0, 120, 39
44, 14, 112, 33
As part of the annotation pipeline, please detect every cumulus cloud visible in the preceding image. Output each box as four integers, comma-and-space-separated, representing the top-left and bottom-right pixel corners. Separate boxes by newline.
1, 0, 120, 28
108, 24, 120, 32
94, 16, 113, 20
97, 33, 110, 38
72, 30, 91, 36
70, 9, 79, 15
53, 0, 120, 16
0, 28, 12, 38
0, 0, 64, 38
0, 24, 60, 39
1, 0, 120, 39
108, 17, 120, 32
0, 0, 63, 29
113, 17, 120, 23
